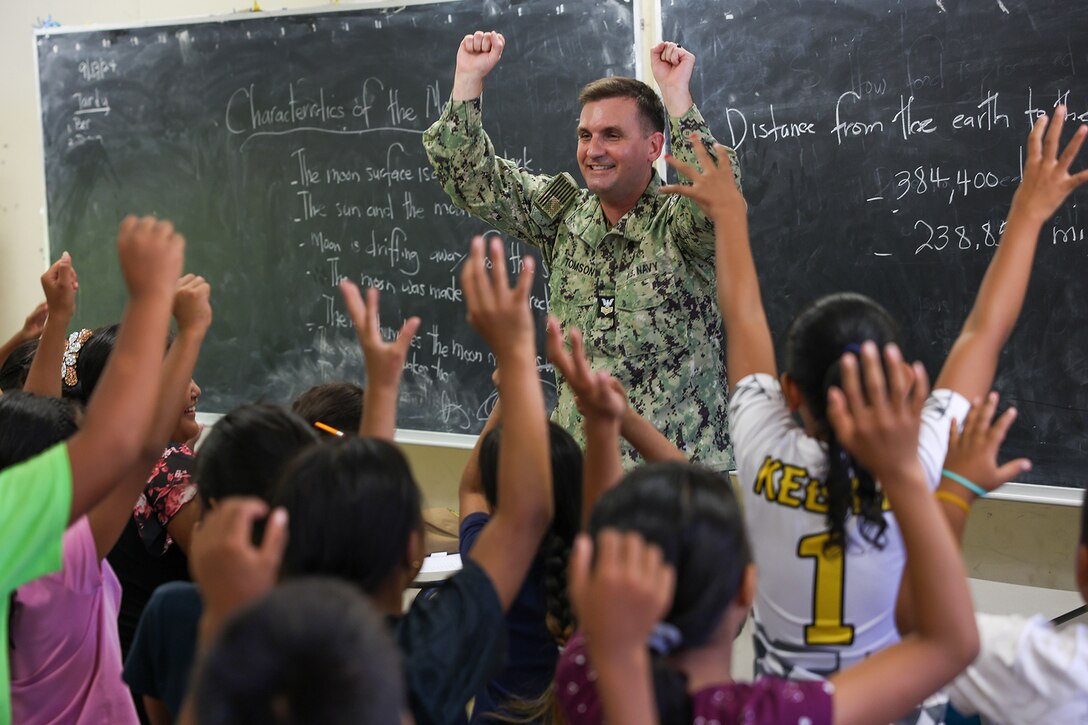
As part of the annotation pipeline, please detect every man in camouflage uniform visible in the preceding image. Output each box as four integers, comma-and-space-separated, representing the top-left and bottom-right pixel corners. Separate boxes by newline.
423, 31, 741, 469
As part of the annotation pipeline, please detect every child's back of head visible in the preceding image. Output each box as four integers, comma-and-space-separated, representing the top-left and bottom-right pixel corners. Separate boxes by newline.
588, 462, 751, 723
60, 325, 119, 404
193, 577, 405, 725
291, 382, 364, 437
195, 404, 318, 505
784, 292, 902, 549
478, 421, 582, 642
275, 436, 422, 597
0, 391, 80, 470
0, 340, 40, 393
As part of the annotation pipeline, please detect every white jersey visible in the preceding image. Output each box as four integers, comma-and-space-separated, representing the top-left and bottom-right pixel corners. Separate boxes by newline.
949, 613, 1088, 724
729, 373, 969, 678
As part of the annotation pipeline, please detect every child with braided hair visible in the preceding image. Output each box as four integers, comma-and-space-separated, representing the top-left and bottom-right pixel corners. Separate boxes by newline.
458, 414, 583, 723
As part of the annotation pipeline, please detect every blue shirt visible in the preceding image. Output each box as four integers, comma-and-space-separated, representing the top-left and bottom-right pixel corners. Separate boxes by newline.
460, 512, 558, 723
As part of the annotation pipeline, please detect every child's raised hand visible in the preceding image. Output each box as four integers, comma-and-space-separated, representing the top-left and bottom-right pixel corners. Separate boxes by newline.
173, 274, 212, 335
942, 392, 1031, 499
19, 302, 48, 341
659, 135, 745, 220
340, 280, 421, 390
1012, 106, 1088, 225
461, 235, 535, 362
569, 529, 675, 655
190, 498, 288, 627
117, 216, 185, 299
826, 341, 928, 483
40, 251, 78, 321
546, 316, 627, 422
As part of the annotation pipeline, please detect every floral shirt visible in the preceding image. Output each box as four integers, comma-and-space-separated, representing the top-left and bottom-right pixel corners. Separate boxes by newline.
133, 444, 197, 556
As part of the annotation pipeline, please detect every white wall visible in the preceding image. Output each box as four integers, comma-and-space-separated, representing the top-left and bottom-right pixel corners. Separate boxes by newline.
2, 0, 1082, 621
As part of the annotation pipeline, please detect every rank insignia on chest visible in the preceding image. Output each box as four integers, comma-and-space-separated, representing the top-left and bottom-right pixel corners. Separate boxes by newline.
597, 294, 616, 330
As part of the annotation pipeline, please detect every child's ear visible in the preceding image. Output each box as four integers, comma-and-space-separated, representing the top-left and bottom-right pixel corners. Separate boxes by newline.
735, 563, 757, 609
404, 527, 426, 579
780, 372, 804, 412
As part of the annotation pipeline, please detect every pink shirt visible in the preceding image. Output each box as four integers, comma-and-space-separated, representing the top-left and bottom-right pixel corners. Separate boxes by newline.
9, 516, 139, 724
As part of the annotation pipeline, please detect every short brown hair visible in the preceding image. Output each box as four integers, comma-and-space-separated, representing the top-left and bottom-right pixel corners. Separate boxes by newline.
578, 77, 665, 135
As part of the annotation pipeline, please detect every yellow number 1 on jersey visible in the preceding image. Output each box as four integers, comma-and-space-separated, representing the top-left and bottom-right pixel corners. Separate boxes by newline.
797, 532, 855, 645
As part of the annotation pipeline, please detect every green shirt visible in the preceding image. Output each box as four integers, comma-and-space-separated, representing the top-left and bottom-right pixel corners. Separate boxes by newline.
0, 443, 72, 724
423, 98, 741, 468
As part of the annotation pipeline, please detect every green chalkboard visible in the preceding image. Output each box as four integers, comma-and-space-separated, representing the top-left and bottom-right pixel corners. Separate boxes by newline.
665, 0, 1088, 489
36, 0, 636, 438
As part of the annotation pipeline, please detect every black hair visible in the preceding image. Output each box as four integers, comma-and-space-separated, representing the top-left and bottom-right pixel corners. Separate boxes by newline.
193, 577, 405, 725
784, 292, 902, 552
274, 437, 423, 596
0, 339, 39, 392
588, 463, 751, 725
290, 382, 364, 437
196, 404, 318, 505
0, 391, 80, 471
479, 422, 582, 644
578, 76, 666, 135
1, 390, 81, 651
61, 324, 119, 403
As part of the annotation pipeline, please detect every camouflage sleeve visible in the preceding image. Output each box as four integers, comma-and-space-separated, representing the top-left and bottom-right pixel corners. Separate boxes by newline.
667, 104, 743, 261
423, 98, 558, 254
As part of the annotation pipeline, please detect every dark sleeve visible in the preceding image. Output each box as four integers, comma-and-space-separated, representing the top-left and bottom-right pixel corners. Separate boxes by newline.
397, 557, 508, 725
123, 582, 203, 717
123, 590, 164, 698
458, 511, 490, 556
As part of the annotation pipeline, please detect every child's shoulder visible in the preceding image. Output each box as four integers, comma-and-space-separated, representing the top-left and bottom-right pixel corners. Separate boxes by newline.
692, 677, 833, 725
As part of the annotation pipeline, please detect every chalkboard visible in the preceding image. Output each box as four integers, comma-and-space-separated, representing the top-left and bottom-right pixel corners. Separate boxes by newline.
34, 0, 636, 440
664, 0, 1088, 488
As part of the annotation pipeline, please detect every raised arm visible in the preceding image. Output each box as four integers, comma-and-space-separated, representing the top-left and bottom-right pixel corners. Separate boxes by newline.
85, 274, 211, 558
826, 343, 978, 725
178, 497, 288, 725
618, 394, 688, 463
64, 216, 183, 525
650, 41, 695, 117
459, 236, 552, 610
897, 393, 1029, 633
458, 394, 501, 520
424, 33, 557, 252
23, 253, 78, 397
340, 281, 420, 441
662, 139, 776, 388
567, 530, 674, 725
546, 318, 625, 528
937, 108, 1088, 400
0, 302, 47, 383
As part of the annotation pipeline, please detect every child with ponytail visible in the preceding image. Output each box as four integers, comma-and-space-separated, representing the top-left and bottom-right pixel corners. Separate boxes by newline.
550, 335, 979, 724
657, 107, 1088, 679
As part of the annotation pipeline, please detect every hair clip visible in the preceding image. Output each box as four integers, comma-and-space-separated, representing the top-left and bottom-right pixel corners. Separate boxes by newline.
843, 342, 863, 356
647, 621, 683, 655
62, 328, 93, 388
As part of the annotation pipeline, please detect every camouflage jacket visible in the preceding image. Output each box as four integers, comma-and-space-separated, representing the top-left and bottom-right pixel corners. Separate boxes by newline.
423, 98, 740, 469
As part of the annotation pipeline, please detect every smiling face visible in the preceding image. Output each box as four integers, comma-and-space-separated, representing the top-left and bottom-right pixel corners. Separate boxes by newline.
576, 97, 664, 218
171, 379, 202, 444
